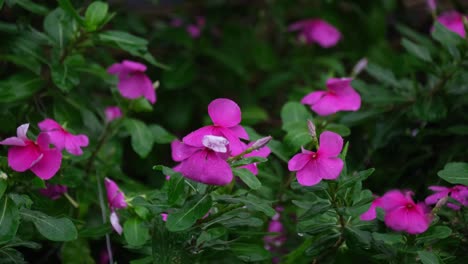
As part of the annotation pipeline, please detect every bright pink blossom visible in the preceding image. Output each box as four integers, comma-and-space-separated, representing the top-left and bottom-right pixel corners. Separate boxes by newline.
288, 19, 341, 48
183, 98, 249, 155
107, 60, 156, 104
39, 183, 68, 200
380, 190, 432, 234
425, 185, 468, 210
360, 197, 383, 221
436, 11, 466, 38
288, 131, 343, 186
0, 124, 62, 180
105, 178, 128, 235
38, 119, 89, 156
105, 106, 122, 122
161, 213, 168, 222
301, 78, 361, 116
172, 135, 233, 185
241, 142, 271, 175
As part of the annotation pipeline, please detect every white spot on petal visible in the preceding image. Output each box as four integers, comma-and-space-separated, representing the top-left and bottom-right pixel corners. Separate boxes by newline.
202, 135, 229, 153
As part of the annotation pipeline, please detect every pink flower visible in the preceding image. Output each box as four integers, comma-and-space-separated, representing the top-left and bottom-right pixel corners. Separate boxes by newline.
186, 16, 205, 38
38, 119, 89, 156
360, 197, 383, 221
172, 135, 233, 185
105, 106, 122, 122
39, 183, 68, 200
264, 207, 286, 263
288, 19, 341, 48
0, 124, 62, 180
105, 178, 128, 235
435, 11, 466, 38
288, 131, 343, 186
161, 213, 168, 222
380, 190, 432, 234
301, 78, 361, 116
425, 185, 468, 210
241, 142, 271, 175
107, 60, 156, 104
183, 98, 249, 155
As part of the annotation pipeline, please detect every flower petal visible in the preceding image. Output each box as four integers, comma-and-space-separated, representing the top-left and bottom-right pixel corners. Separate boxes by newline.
104, 178, 127, 209
310, 94, 341, 116
241, 163, 258, 175
208, 98, 241, 127
183, 126, 215, 148
437, 11, 466, 37
17, 123, 30, 140
8, 144, 42, 172
301, 91, 326, 106
384, 207, 409, 232
295, 164, 322, 186
0, 137, 26, 146
425, 191, 448, 205
122, 60, 147, 72
287, 153, 311, 171
326, 78, 353, 94
110, 212, 123, 235
360, 197, 382, 221
308, 20, 341, 48
38, 119, 62, 132
229, 125, 249, 140
313, 157, 344, 180
171, 140, 200, 162
30, 148, 62, 180
317, 131, 343, 157
380, 190, 409, 211
218, 127, 246, 155
178, 150, 232, 185
65, 134, 89, 156
404, 207, 431, 234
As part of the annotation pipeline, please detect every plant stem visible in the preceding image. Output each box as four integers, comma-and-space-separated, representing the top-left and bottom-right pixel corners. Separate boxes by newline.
63, 192, 79, 208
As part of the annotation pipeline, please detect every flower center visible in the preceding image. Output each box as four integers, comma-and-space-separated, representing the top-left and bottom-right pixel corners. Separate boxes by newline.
311, 153, 318, 159
405, 203, 414, 209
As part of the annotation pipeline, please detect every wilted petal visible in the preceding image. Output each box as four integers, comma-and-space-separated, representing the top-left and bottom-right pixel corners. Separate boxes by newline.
208, 98, 242, 127
288, 153, 311, 171
40, 184, 68, 200
178, 150, 232, 185
8, 144, 42, 172
110, 212, 123, 235
30, 148, 62, 180
317, 131, 343, 157
65, 134, 89, 156
171, 140, 200, 162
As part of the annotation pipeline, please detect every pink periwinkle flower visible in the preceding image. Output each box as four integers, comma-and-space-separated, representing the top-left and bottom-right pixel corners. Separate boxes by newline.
186, 16, 206, 38
39, 183, 68, 200
380, 190, 432, 234
105, 178, 128, 235
183, 98, 249, 155
301, 78, 361, 116
360, 196, 383, 221
288, 19, 341, 48
38, 119, 89, 156
0, 124, 62, 180
172, 135, 233, 186
161, 213, 168, 222
105, 106, 122, 122
425, 185, 468, 210
241, 142, 271, 175
435, 11, 467, 38
288, 131, 344, 186
107, 60, 156, 104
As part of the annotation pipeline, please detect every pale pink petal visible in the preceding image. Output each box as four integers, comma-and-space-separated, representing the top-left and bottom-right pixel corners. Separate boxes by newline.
30, 149, 62, 180
0, 137, 26, 146
437, 11, 466, 37
301, 91, 326, 105
183, 126, 215, 148
428, 186, 450, 192
122, 60, 147, 72
7, 144, 42, 172
425, 191, 449, 205
310, 95, 342, 116
360, 197, 382, 221
178, 150, 232, 185
380, 190, 409, 211
171, 140, 200, 162
296, 165, 322, 186
64, 134, 89, 156
308, 20, 341, 48
17, 123, 30, 140
317, 131, 343, 157
208, 98, 242, 127
287, 153, 311, 171
229, 125, 249, 140
110, 212, 123, 235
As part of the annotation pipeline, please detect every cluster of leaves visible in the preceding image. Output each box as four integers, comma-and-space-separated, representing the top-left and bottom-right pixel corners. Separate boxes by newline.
1, 0, 468, 263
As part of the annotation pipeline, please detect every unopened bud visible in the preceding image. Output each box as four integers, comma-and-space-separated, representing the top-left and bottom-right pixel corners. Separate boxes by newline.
307, 120, 316, 138
153, 80, 160, 90
427, 0, 437, 12
251, 136, 272, 150
0, 170, 7, 180
434, 196, 449, 210
351, 58, 368, 77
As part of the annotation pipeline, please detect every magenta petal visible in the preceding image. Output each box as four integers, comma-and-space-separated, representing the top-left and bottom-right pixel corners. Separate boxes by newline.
183, 126, 215, 148
428, 186, 449, 192
122, 60, 147, 72
245, 145, 271, 159
296, 165, 322, 186
311, 95, 341, 116
288, 153, 311, 171
30, 149, 62, 180
308, 20, 341, 48
8, 144, 42, 172
178, 150, 233, 185
360, 197, 382, 221
218, 127, 246, 155
380, 190, 409, 211
404, 209, 430, 234
38, 118, 62, 132
105, 178, 127, 209
384, 207, 409, 232
229, 125, 249, 140
142, 75, 157, 104
317, 131, 343, 157
437, 11, 466, 37
107, 63, 125, 75
105, 106, 122, 122
425, 191, 448, 205
301, 91, 326, 105
117, 72, 149, 100
65, 134, 89, 156
326, 78, 353, 94
171, 140, 200, 162
313, 157, 343, 180
110, 212, 123, 235
208, 98, 242, 127
242, 164, 259, 175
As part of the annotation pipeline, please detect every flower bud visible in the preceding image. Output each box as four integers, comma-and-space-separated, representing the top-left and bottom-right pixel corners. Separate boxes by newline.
427, 0, 436, 12
307, 120, 316, 138
0, 170, 7, 180
351, 58, 368, 76
251, 136, 272, 150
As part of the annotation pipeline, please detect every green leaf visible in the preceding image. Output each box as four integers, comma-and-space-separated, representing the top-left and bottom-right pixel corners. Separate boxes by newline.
0, 248, 25, 264
129, 257, 152, 264
0, 197, 20, 245
418, 251, 440, 264
61, 239, 95, 264
0, 179, 6, 199
20, 209, 77, 242
339, 168, 375, 190
447, 125, 468, 135
15, 0, 48, 15
431, 22, 463, 48
416, 226, 452, 243
372, 232, 404, 245
401, 38, 432, 62
98, 30, 147, 50
132, 98, 153, 112
166, 195, 212, 232
84, 1, 108, 31
284, 125, 311, 151
216, 195, 276, 217
345, 227, 372, 249
437, 162, 468, 185
231, 157, 268, 167
366, 63, 400, 88
0, 73, 44, 104
43, 8, 76, 49
123, 218, 150, 247
149, 124, 176, 144
230, 243, 270, 262
296, 200, 331, 220
167, 171, 186, 206
410, 97, 447, 122
51, 55, 83, 92
161, 61, 196, 90
280, 102, 311, 130
57, 0, 85, 25
233, 168, 262, 190
123, 118, 154, 158
325, 123, 351, 137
